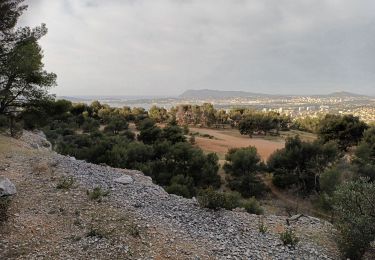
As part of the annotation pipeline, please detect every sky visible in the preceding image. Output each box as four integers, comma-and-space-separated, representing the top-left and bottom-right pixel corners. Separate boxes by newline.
20, 0, 375, 97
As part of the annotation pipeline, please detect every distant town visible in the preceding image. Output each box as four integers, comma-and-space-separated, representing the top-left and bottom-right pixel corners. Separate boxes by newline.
60, 89, 375, 123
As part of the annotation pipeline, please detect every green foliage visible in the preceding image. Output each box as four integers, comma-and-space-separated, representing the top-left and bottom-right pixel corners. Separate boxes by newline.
43, 109, 221, 199
0, 1, 27, 32
162, 125, 186, 144
268, 136, 339, 193
197, 188, 241, 210
224, 147, 266, 197
292, 116, 322, 133
353, 127, 375, 180
318, 114, 368, 151
320, 168, 340, 196
137, 123, 162, 144
56, 176, 74, 190
87, 187, 110, 202
333, 178, 375, 259
224, 147, 261, 176
104, 115, 128, 134
0, 2, 57, 136
239, 112, 290, 137
280, 228, 299, 247
165, 174, 195, 198
165, 183, 192, 198
81, 117, 100, 133
241, 197, 264, 215
148, 105, 168, 123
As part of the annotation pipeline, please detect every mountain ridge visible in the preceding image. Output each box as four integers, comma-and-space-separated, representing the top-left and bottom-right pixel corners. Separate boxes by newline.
179, 89, 371, 99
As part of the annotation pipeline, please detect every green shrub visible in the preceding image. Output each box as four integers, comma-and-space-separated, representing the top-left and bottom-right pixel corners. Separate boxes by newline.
240, 197, 263, 215
86, 187, 110, 202
280, 228, 299, 247
165, 183, 192, 198
333, 178, 375, 259
56, 176, 74, 190
224, 191, 242, 209
315, 192, 333, 212
197, 188, 241, 210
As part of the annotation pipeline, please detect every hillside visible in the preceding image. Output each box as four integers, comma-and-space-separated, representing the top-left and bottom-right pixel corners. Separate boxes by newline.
0, 131, 339, 259
179, 89, 370, 100
178, 89, 272, 99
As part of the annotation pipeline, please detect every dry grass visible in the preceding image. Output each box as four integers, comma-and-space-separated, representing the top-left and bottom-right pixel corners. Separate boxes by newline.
32, 161, 50, 175
189, 127, 285, 161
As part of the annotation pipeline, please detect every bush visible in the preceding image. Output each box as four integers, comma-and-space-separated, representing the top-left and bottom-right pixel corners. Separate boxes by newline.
228, 174, 267, 198
318, 114, 368, 151
240, 197, 263, 215
56, 176, 74, 190
165, 183, 192, 198
268, 136, 339, 193
197, 188, 241, 210
87, 187, 110, 202
224, 191, 242, 209
280, 228, 299, 247
224, 146, 267, 197
333, 178, 375, 259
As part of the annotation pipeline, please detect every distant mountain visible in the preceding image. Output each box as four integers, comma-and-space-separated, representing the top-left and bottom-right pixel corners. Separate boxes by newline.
179, 89, 371, 99
326, 91, 369, 98
179, 89, 273, 99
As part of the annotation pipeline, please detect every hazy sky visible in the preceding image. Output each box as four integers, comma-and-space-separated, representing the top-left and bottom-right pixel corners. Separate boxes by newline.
21, 0, 375, 96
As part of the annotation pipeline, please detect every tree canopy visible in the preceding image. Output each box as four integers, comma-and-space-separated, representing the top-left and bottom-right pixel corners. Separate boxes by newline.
267, 136, 339, 193
318, 114, 368, 151
0, 0, 56, 135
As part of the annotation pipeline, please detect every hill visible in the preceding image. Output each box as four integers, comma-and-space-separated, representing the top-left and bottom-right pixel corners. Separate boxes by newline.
326, 91, 370, 98
179, 89, 370, 99
179, 89, 273, 99
0, 131, 339, 259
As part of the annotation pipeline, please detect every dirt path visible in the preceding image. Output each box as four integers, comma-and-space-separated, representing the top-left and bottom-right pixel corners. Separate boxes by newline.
262, 176, 333, 220
190, 127, 285, 160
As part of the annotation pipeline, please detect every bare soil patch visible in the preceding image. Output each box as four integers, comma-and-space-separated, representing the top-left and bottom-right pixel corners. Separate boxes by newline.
189, 127, 285, 160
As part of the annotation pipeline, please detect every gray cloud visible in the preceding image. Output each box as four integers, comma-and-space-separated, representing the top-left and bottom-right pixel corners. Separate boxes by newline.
20, 0, 375, 96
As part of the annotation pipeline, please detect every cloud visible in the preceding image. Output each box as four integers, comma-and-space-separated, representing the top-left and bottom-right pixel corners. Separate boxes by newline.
20, 0, 375, 96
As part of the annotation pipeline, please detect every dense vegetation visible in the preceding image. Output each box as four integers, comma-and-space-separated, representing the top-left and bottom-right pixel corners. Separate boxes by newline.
267, 136, 339, 193
18, 100, 221, 198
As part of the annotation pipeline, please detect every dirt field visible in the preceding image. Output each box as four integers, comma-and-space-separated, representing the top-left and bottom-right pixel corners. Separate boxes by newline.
189, 127, 285, 161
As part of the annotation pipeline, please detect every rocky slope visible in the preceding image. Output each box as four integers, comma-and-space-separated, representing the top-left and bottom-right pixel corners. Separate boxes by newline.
0, 131, 339, 259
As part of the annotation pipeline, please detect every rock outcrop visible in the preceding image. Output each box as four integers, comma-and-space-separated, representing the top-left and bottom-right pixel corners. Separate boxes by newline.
0, 177, 16, 197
